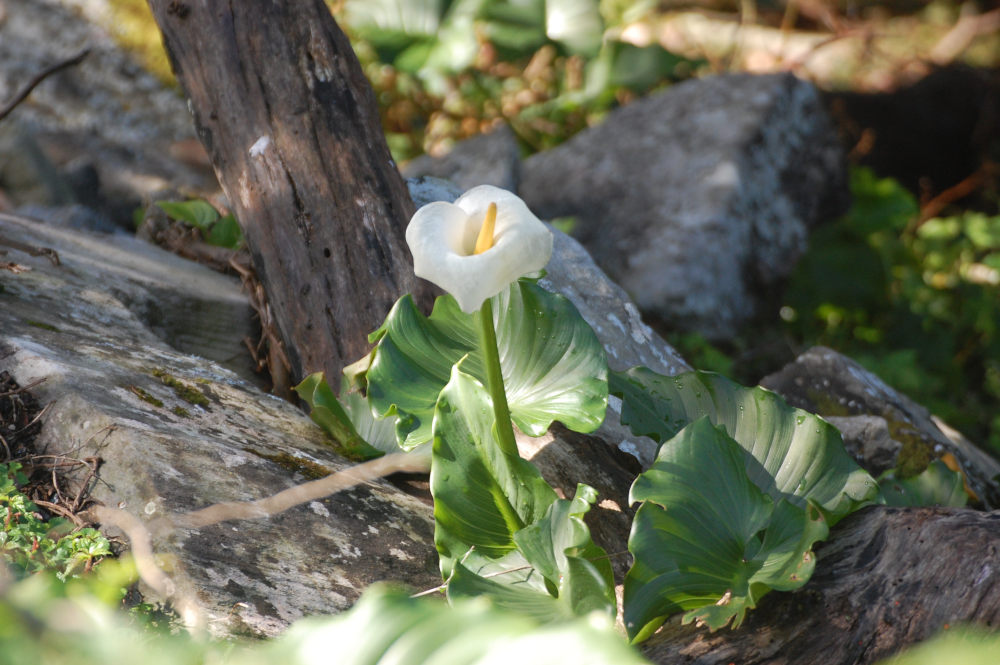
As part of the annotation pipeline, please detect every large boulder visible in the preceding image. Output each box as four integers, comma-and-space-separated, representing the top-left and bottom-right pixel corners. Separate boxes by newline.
519, 72, 849, 341
402, 125, 522, 193
0, 212, 442, 636
0, 0, 216, 225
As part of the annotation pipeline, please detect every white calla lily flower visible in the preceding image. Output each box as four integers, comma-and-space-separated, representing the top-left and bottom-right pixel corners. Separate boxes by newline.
406, 185, 553, 314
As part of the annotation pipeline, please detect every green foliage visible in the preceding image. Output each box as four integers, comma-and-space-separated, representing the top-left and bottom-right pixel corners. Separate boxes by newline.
363, 278, 608, 449
609, 369, 876, 639
784, 167, 1000, 453
0, 463, 112, 581
339, 0, 699, 160
625, 417, 829, 638
878, 459, 968, 508
877, 629, 1000, 665
155, 200, 245, 250
0, 574, 648, 665
431, 366, 613, 620
609, 369, 879, 522
294, 373, 389, 460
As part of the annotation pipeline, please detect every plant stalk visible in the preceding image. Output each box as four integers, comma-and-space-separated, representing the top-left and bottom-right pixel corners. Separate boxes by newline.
477, 298, 519, 457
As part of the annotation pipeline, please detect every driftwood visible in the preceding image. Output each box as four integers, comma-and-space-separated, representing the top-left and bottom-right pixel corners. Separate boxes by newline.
146, 0, 432, 384
641, 506, 1000, 665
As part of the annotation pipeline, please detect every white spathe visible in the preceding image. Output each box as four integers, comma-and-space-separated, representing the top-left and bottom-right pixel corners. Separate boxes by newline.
406, 185, 553, 314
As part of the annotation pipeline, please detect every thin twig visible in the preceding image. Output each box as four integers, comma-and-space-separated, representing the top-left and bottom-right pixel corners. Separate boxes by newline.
0, 377, 46, 398
88, 452, 431, 635
917, 169, 985, 225
163, 452, 430, 531
90, 505, 206, 634
0, 48, 90, 122
33, 499, 85, 528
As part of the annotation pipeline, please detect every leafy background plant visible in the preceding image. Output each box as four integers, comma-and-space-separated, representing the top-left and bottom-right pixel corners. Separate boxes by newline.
781, 168, 1000, 455
0, 463, 112, 581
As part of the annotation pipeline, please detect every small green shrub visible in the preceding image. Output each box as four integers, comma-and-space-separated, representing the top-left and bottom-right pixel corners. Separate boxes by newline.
0, 463, 113, 580
783, 168, 1000, 454
154, 200, 245, 250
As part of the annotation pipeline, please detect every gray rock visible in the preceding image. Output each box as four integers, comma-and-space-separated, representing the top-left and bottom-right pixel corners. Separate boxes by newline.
16, 204, 121, 234
825, 415, 903, 477
519, 73, 849, 341
0, 214, 441, 637
0, 211, 258, 383
0, 0, 218, 224
402, 125, 521, 192
761, 346, 1000, 508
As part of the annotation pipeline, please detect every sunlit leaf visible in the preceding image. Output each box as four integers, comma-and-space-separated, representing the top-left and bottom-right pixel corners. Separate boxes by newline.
366, 279, 607, 449
624, 417, 829, 639
294, 373, 387, 460
154, 200, 219, 231
879, 459, 968, 508
271, 585, 648, 665
610, 368, 878, 523
430, 365, 558, 575
431, 368, 613, 621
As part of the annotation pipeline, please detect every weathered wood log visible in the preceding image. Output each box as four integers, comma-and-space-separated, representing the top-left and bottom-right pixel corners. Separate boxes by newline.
146, 0, 432, 384
641, 506, 1000, 665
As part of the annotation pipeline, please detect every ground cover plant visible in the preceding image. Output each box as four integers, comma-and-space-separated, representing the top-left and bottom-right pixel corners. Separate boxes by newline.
782, 168, 1000, 455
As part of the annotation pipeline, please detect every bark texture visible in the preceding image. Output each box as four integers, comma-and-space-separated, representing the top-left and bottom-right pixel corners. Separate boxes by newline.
641, 506, 1000, 665
146, 0, 430, 383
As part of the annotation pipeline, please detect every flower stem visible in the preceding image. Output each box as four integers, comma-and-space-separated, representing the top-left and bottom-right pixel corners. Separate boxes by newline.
477, 298, 519, 457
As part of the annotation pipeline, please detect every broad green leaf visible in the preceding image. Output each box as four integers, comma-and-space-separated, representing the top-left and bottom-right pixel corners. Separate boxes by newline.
449, 483, 615, 621
271, 585, 649, 665
205, 213, 244, 249
876, 629, 1000, 665
431, 365, 558, 575
545, 0, 603, 56
447, 562, 574, 624
294, 373, 387, 460
154, 200, 219, 231
610, 368, 878, 523
624, 417, 829, 639
367, 279, 607, 449
879, 459, 968, 507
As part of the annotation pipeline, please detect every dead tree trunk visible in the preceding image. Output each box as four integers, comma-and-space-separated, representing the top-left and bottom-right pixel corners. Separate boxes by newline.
146, 0, 431, 387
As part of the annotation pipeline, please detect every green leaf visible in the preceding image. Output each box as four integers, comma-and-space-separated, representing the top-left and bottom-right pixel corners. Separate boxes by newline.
293, 373, 387, 460
624, 417, 830, 639
610, 368, 878, 523
431, 365, 558, 576
545, 0, 604, 56
879, 459, 968, 507
271, 585, 648, 665
205, 213, 244, 249
448, 482, 615, 621
154, 200, 219, 231
367, 279, 607, 449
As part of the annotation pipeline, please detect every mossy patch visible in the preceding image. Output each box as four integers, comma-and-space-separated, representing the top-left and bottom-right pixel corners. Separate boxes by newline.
806, 387, 936, 479
171, 406, 190, 418
127, 385, 164, 408
151, 369, 210, 408
886, 419, 936, 479
252, 451, 332, 481
25, 320, 60, 332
